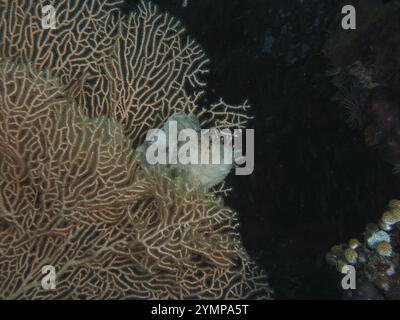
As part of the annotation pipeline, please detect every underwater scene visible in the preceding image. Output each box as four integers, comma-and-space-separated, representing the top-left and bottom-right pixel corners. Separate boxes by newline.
0, 0, 400, 304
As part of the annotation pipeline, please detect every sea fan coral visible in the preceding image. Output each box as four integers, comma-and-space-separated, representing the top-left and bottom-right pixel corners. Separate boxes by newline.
0, 0, 271, 299
0, 0, 122, 111
0, 59, 271, 299
0, 0, 251, 145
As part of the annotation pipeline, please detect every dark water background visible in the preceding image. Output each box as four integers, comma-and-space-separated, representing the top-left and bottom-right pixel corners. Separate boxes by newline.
123, 0, 400, 299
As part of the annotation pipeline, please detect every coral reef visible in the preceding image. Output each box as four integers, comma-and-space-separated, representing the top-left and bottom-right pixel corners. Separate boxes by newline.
326, 199, 400, 299
325, 0, 400, 173
324, 1, 400, 299
0, 0, 271, 299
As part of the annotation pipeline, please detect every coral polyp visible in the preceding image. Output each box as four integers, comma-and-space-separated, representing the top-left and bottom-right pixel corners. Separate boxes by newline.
344, 248, 358, 264
326, 199, 400, 299
376, 242, 393, 258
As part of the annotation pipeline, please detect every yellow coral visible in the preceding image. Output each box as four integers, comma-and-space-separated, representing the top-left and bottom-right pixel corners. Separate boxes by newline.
348, 238, 360, 249
382, 210, 400, 225
376, 241, 393, 257
388, 199, 400, 209
344, 248, 358, 264
379, 220, 392, 231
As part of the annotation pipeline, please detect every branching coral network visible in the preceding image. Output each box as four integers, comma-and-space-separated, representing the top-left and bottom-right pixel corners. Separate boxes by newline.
0, 0, 272, 299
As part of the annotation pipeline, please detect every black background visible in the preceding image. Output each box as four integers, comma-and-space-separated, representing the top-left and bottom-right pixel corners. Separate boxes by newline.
122, 0, 400, 299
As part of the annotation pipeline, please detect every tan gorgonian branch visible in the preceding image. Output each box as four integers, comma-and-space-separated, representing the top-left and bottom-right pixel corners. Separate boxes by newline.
0, 59, 139, 232
0, 0, 251, 145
